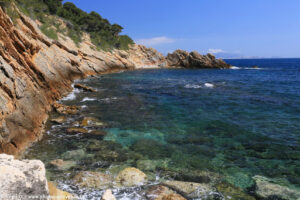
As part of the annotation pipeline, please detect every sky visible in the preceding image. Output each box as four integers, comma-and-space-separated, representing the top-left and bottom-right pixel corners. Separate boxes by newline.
64, 0, 300, 58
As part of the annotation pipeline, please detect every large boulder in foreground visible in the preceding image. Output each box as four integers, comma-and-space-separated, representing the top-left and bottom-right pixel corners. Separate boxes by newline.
166, 50, 231, 69
0, 154, 49, 200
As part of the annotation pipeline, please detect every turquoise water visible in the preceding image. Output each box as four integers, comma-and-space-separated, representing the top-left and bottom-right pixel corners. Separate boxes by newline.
25, 59, 300, 199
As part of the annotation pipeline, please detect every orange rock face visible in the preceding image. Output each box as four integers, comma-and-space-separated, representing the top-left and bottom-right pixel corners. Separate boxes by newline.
0, 6, 167, 157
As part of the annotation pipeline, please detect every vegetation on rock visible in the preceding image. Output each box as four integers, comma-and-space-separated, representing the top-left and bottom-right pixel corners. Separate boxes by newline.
0, 0, 134, 50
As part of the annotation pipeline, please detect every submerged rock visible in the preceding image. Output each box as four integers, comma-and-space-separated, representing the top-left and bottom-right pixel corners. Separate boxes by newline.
73, 171, 112, 189
101, 189, 116, 200
146, 185, 186, 200
0, 154, 49, 199
74, 83, 96, 92
216, 182, 255, 200
66, 127, 89, 134
80, 117, 106, 127
253, 175, 300, 200
49, 159, 76, 171
48, 181, 73, 200
162, 180, 215, 199
115, 167, 147, 187
62, 149, 86, 160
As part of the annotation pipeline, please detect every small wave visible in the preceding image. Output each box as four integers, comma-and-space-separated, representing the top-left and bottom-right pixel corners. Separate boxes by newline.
81, 97, 97, 102
184, 84, 202, 89
245, 67, 262, 70
61, 87, 80, 101
99, 97, 118, 103
81, 105, 88, 109
230, 66, 241, 69
204, 83, 214, 88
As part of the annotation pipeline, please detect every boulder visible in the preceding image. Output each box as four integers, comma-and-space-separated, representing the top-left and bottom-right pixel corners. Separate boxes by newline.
80, 117, 106, 127
253, 175, 300, 200
162, 180, 214, 199
53, 103, 79, 115
48, 181, 73, 200
101, 189, 116, 200
49, 159, 76, 171
166, 50, 231, 69
0, 154, 49, 200
72, 171, 112, 189
74, 83, 96, 92
115, 167, 147, 187
51, 116, 67, 124
146, 185, 186, 200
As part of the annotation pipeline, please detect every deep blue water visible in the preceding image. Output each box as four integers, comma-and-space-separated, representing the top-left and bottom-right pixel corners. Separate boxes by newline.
26, 58, 300, 199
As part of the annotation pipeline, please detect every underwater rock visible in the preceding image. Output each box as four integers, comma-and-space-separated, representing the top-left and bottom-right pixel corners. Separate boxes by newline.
137, 159, 169, 171
74, 83, 96, 92
80, 117, 106, 127
0, 154, 49, 199
53, 103, 79, 115
115, 167, 147, 187
51, 116, 67, 124
73, 171, 112, 189
49, 159, 76, 171
62, 149, 86, 160
146, 185, 186, 200
66, 127, 89, 134
253, 175, 300, 200
101, 189, 116, 200
216, 182, 255, 200
162, 180, 214, 199
48, 181, 74, 200
89, 130, 108, 136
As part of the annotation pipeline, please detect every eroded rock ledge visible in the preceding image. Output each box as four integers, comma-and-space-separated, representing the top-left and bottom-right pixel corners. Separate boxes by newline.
0, 6, 230, 156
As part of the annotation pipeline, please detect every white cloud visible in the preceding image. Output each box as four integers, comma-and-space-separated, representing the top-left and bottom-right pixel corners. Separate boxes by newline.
208, 48, 225, 54
136, 36, 175, 46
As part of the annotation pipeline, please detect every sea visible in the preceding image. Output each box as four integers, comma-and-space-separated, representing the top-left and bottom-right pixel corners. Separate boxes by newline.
25, 58, 300, 199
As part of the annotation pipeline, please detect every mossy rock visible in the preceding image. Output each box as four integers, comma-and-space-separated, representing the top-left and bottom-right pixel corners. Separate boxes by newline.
216, 182, 256, 200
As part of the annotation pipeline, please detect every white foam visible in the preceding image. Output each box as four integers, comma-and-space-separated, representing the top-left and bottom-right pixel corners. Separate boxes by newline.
184, 84, 202, 89
81, 97, 97, 102
204, 83, 214, 88
99, 97, 118, 102
245, 67, 262, 70
230, 66, 240, 69
61, 87, 80, 101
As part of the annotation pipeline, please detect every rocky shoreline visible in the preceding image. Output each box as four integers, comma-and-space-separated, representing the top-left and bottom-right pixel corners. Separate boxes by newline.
0, 6, 230, 157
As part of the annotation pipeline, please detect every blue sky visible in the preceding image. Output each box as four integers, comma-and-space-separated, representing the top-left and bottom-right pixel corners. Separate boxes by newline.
64, 0, 300, 58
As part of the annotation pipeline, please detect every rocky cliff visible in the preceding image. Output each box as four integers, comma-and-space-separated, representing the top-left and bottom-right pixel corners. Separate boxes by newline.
166, 50, 231, 69
0, 6, 167, 156
0, 6, 229, 157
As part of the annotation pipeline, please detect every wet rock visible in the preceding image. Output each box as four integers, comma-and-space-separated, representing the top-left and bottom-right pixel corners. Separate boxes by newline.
48, 181, 73, 200
137, 159, 169, 171
74, 83, 96, 92
49, 159, 76, 171
216, 182, 255, 200
146, 185, 186, 200
51, 116, 66, 124
162, 180, 214, 199
62, 149, 86, 160
115, 167, 147, 187
66, 127, 88, 134
80, 117, 106, 127
73, 171, 112, 189
253, 175, 300, 200
0, 154, 49, 199
101, 189, 116, 200
89, 130, 107, 136
53, 103, 79, 115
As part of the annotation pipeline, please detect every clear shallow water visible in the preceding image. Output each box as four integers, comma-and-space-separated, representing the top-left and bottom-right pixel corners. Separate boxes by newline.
25, 58, 300, 199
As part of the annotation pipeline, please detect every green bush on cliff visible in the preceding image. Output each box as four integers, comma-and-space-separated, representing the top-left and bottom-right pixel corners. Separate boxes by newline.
0, 0, 134, 50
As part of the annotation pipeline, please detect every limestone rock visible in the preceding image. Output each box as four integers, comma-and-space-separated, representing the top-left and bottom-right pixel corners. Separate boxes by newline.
51, 116, 66, 124
0, 154, 49, 200
48, 181, 73, 200
49, 159, 76, 171
146, 185, 186, 200
166, 50, 231, 69
74, 83, 96, 92
80, 117, 106, 127
73, 171, 112, 189
53, 103, 79, 115
162, 180, 214, 199
253, 175, 300, 200
101, 189, 116, 200
115, 167, 147, 187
